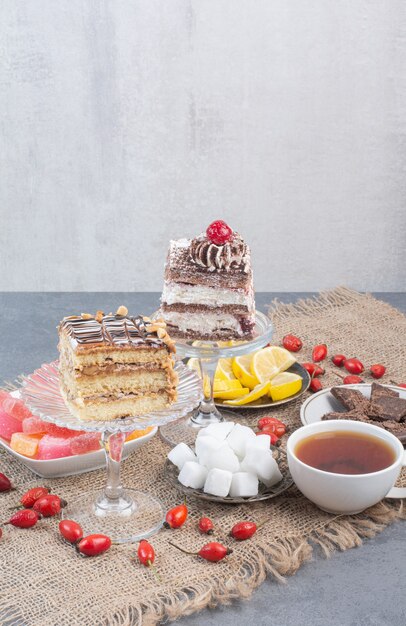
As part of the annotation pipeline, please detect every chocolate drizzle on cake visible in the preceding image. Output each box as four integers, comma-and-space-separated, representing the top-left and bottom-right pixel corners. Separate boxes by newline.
59, 313, 164, 348
189, 233, 249, 272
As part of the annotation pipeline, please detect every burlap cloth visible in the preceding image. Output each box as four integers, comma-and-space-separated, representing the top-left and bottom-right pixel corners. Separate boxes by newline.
1, 288, 405, 626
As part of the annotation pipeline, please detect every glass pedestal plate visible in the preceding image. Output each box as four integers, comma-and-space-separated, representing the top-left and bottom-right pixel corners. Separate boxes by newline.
153, 310, 273, 446
21, 360, 201, 543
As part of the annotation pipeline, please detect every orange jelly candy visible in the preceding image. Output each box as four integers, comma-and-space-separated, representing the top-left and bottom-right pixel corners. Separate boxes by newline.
125, 427, 153, 442
10, 433, 43, 458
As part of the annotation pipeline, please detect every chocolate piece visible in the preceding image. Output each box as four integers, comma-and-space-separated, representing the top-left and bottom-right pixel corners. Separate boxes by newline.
370, 382, 399, 404
322, 410, 369, 422
330, 387, 370, 412
368, 396, 406, 423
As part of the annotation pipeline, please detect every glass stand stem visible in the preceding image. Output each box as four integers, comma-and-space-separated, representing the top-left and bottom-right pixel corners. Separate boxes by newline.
102, 431, 126, 501
189, 357, 224, 427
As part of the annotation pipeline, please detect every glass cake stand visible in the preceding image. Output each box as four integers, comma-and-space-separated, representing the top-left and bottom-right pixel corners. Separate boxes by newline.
20, 360, 202, 543
152, 310, 273, 446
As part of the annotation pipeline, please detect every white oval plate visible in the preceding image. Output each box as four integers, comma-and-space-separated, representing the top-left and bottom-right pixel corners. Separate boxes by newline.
300, 383, 406, 426
0, 390, 157, 478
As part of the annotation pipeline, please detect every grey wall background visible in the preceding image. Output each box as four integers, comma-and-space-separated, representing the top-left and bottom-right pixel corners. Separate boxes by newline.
1, 0, 405, 292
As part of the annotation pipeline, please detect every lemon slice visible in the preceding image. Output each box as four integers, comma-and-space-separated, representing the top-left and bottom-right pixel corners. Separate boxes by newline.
223, 382, 270, 405
266, 346, 297, 372
232, 353, 259, 390
213, 387, 250, 400
216, 358, 236, 381
214, 379, 243, 392
250, 348, 280, 383
268, 372, 302, 401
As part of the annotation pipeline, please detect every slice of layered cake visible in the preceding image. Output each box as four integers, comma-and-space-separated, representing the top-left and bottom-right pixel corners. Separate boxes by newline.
58, 306, 178, 421
160, 220, 256, 340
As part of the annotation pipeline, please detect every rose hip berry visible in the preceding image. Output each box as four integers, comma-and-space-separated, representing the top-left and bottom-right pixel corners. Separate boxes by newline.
312, 344, 328, 362
198, 517, 214, 535
5, 509, 41, 528
33, 494, 67, 517
302, 363, 324, 377
309, 379, 323, 393
370, 364, 386, 379
170, 541, 232, 562
0, 472, 13, 492
206, 221, 233, 245
77, 534, 112, 557
257, 416, 285, 430
344, 358, 364, 375
332, 354, 346, 367
230, 521, 258, 541
164, 502, 188, 529
256, 428, 279, 445
20, 486, 50, 508
59, 519, 83, 544
282, 335, 303, 352
137, 539, 155, 567
343, 375, 364, 384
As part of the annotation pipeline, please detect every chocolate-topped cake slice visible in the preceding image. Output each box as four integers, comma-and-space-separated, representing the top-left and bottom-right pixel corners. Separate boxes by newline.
58, 306, 178, 421
160, 220, 256, 340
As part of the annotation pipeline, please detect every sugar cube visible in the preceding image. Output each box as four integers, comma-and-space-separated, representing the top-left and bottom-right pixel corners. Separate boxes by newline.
204, 468, 233, 497
178, 462, 208, 489
201, 422, 235, 441
205, 444, 240, 473
167, 442, 197, 470
195, 435, 223, 466
245, 434, 271, 453
240, 450, 283, 487
229, 472, 259, 498
226, 424, 256, 459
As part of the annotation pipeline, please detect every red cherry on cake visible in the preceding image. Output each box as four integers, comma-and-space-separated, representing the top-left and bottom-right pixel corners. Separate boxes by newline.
206, 220, 233, 245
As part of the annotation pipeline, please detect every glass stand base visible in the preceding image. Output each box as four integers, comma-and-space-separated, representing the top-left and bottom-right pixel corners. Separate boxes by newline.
61, 489, 164, 544
159, 408, 239, 447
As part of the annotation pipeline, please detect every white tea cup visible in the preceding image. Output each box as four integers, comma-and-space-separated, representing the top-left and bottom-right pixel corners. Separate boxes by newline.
287, 420, 406, 514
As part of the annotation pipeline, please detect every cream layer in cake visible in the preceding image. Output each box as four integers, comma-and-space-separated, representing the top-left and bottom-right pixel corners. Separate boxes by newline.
162, 281, 254, 310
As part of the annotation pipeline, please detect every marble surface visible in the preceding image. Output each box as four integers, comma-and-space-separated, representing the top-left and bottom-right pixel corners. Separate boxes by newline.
1, 2, 406, 292
0, 292, 405, 626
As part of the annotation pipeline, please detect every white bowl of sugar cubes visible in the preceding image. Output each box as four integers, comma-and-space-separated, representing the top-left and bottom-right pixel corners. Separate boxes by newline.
166, 422, 292, 503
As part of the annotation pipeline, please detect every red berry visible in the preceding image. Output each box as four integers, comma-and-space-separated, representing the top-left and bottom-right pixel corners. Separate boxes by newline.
332, 354, 346, 367
164, 502, 188, 529
256, 428, 279, 445
169, 540, 232, 562
302, 363, 324, 377
370, 364, 386, 379
343, 375, 364, 384
257, 416, 284, 430
59, 519, 83, 543
344, 358, 364, 375
137, 539, 155, 567
309, 379, 323, 393
77, 534, 111, 557
0, 472, 12, 492
198, 542, 232, 562
20, 486, 50, 508
33, 494, 66, 517
282, 334, 303, 352
206, 221, 233, 245
230, 521, 257, 541
5, 509, 40, 528
312, 344, 328, 362
198, 517, 214, 535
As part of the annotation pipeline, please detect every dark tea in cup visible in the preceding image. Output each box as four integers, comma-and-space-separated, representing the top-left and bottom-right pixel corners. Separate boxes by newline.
294, 430, 396, 475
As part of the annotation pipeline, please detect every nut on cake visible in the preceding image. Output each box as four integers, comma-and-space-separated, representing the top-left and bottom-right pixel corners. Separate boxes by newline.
58, 306, 178, 421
